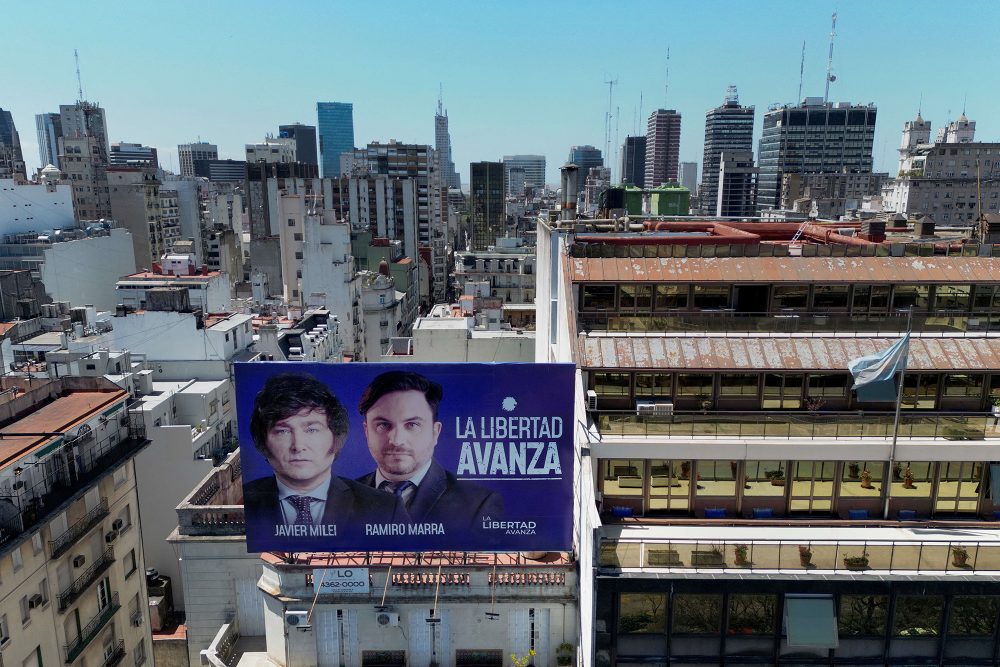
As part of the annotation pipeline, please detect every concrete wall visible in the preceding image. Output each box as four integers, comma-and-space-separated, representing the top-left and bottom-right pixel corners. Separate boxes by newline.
0, 179, 74, 234
39, 229, 137, 311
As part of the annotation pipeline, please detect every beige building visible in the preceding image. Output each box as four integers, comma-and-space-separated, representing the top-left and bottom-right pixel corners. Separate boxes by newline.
108, 168, 164, 269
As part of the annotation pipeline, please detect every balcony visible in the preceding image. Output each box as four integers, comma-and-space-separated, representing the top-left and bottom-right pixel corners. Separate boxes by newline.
101, 641, 125, 667
58, 548, 115, 612
50, 498, 109, 559
64, 592, 119, 662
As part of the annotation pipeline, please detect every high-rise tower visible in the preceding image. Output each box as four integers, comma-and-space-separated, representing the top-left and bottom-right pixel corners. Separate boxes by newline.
0, 108, 26, 180
279, 123, 318, 168
434, 94, 460, 190
620, 136, 647, 187
35, 112, 62, 169
644, 109, 682, 188
700, 87, 754, 214
317, 102, 355, 178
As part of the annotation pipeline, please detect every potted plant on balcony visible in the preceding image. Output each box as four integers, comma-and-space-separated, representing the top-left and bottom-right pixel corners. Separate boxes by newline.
902, 466, 916, 489
860, 468, 874, 489
765, 469, 786, 486
679, 461, 691, 480
510, 650, 535, 667
734, 544, 750, 566
556, 643, 575, 667
952, 545, 970, 568
804, 396, 826, 412
843, 551, 870, 570
798, 545, 813, 567
698, 395, 712, 414
992, 397, 1000, 417
848, 462, 861, 479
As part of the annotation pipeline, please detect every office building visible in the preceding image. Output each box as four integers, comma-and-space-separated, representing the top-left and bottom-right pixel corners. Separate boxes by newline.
317, 102, 355, 178
109, 142, 158, 168
716, 150, 758, 217
783, 172, 886, 219
435, 98, 461, 190
108, 167, 166, 267
469, 161, 505, 251
193, 159, 247, 182
700, 88, 755, 214
502, 155, 546, 196
644, 108, 682, 187
537, 204, 1000, 665
680, 161, 698, 195
60, 135, 111, 222
568, 145, 603, 191
35, 112, 62, 169
620, 135, 647, 187
177, 142, 218, 178
0, 375, 152, 667
757, 98, 877, 211
278, 123, 317, 167
59, 101, 108, 154
245, 137, 296, 164
0, 108, 26, 180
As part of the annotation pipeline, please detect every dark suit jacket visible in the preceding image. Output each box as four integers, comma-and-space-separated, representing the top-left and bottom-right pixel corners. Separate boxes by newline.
243, 474, 403, 531
357, 460, 504, 528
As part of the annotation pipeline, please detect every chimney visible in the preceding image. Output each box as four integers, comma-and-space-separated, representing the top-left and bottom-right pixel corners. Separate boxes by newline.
859, 220, 886, 243
201, 264, 209, 276
560, 164, 579, 221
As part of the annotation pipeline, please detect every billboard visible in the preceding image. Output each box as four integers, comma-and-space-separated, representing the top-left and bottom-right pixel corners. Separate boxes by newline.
235, 362, 575, 553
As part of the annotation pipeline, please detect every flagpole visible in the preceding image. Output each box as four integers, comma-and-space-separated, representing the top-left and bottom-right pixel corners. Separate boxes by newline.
882, 309, 913, 520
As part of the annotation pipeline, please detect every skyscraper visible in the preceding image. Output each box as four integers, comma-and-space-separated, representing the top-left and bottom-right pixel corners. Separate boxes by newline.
716, 150, 758, 217
317, 102, 355, 178
680, 162, 698, 195
279, 123, 317, 168
177, 142, 218, 177
109, 142, 159, 168
756, 98, 876, 211
700, 88, 755, 214
57, 100, 111, 221
434, 98, 460, 190
567, 145, 603, 191
35, 112, 62, 168
59, 101, 108, 153
620, 136, 646, 187
469, 161, 505, 251
644, 109, 682, 188
0, 108, 26, 180
502, 155, 546, 195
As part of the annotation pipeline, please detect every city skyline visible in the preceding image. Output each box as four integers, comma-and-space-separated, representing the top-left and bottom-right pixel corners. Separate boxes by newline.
4, 0, 998, 185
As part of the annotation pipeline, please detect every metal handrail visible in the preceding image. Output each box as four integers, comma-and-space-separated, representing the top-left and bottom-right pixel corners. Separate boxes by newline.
101, 640, 125, 667
49, 499, 109, 559
57, 548, 115, 612
64, 593, 119, 663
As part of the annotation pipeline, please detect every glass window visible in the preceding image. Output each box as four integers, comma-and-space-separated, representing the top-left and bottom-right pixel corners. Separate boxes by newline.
654, 285, 688, 310
892, 284, 930, 311
593, 373, 630, 397
935, 461, 981, 514
893, 596, 943, 636
581, 285, 616, 310
935, 284, 971, 310
948, 597, 1000, 636
618, 593, 666, 634
634, 373, 672, 397
870, 285, 891, 310
839, 595, 888, 637
692, 285, 730, 309
902, 374, 938, 409
719, 374, 758, 397
672, 594, 722, 635
990, 374, 1000, 399
619, 284, 652, 310
942, 374, 984, 398
773, 285, 809, 310
852, 285, 872, 311
972, 285, 995, 311
648, 460, 690, 511
727, 594, 776, 636
676, 374, 713, 397
697, 461, 738, 497
807, 374, 848, 398
763, 374, 802, 409
890, 461, 935, 499
743, 460, 786, 497
840, 462, 885, 498
603, 460, 644, 497
125, 549, 137, 578
813, 285, 849, 309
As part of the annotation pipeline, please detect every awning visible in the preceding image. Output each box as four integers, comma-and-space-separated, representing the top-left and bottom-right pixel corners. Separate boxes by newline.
785, 595, 838, 648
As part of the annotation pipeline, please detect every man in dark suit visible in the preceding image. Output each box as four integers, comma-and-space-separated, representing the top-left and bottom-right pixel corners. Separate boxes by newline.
244, 374, 402, 540
356, 370, 504, 529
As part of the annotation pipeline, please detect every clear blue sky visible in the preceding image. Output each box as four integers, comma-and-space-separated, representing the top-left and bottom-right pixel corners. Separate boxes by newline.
5, 0, 999, 185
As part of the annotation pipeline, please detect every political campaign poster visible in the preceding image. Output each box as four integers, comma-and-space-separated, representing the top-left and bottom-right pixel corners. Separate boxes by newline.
234, 362, 575, 553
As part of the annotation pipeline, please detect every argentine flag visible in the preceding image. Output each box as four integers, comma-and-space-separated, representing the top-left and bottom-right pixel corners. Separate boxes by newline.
848, 334, 910, 403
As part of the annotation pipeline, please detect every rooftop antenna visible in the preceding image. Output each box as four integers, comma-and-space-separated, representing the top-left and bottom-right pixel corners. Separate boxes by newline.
639, 91, 644, 132
74, 49, 84, 101
664, 48, 671, 105
604, 76, 618, 180
438, 83, 443, 116
797, 41, 806, 102
962, 92, 967, 116
726, 84, 739, 106
823, 13, 837, 104
918, 92, 923, 117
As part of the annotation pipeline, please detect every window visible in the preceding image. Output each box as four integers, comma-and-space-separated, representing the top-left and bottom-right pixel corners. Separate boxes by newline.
727, 594, 776, 635
948, 597, 1000, 636
619, 285, 652, 310
618, 593, 666, 634
11, 546, 22, 572
935, 461, 980, 514
942, 374, 984, 398
654, 285, 687, 310
117, 506, 132, 533
692, 285, 730, 309
31, 533, 42, 555
124, 549, 137, 578
603, 460, 643, 497
891, 284, 930, 311
935, 284, 971, 310
634, 373, 671, 397
839, 595, 888, 636
37, 579, 48, 606
113, 465, 128, 487
763, 374, 802, 409
696, 461, 738, 497
807, 374, 848, 398
676, 374, 712, 398
719, 374, 757, 397
812, 285, 849, 310
293, 233, 302, 241
287, 219, 295, 226
581, 285, 616, 310
840, 461, 884, 498
593, 372, 630, 397
19, 596, 28, 625
890, 461, 935, 499
0, 613, 8, 645
902, 374, 939, 409
893, 596, 943, 636
773, 285, 809, 310
743, 460, 786, 497
294, 252, 302, 260
672, 594, 722, 635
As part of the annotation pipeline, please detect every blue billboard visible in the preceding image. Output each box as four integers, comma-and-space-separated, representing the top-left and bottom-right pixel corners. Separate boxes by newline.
234, 362, 575, 553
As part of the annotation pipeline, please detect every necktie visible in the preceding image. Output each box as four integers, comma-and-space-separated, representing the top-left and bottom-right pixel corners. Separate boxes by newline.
286, 495, 317, 526
380, 480, 415, 504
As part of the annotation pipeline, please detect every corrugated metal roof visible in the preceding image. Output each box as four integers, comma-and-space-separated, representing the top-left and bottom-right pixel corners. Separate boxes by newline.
569, 257, 1000, 284
579, 335, 1000, 371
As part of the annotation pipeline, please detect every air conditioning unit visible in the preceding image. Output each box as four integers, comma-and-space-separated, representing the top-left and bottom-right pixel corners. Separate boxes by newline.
105, 530, 118, 544
112, 519, 124, 531
636, 402, 655, 416
12, 480, 25, 491
72, 555, 86, 568
376, 612, 400, 627
585, 390, 598, 411
285, 611, 310, 628
28, 594, 44, 609
652, 402, 674, 417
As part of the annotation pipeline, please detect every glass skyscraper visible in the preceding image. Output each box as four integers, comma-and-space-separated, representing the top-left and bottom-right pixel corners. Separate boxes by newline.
317, 102, 355, 178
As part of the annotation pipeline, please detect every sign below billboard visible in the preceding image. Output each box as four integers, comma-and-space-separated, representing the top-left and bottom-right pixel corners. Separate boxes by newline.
235, 362, 575, 553
314, 568, 369, 593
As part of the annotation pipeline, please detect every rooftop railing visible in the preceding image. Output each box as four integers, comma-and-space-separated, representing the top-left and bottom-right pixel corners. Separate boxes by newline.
593, 410, 998, 440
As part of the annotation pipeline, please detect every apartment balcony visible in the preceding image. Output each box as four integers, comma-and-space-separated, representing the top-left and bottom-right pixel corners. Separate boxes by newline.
101, 641, 125, 667
176, 450, 245, 536
58, 548, 115, 612
64, 592, 119, 662
49, 498, 109, 559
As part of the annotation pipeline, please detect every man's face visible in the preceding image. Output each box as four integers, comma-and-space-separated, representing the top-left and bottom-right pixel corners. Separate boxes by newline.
263, 408, 339, 492
363, 389, 442, 481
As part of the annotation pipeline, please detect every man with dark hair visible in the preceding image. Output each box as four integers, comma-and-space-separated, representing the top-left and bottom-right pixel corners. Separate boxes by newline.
357, 370, 503, 528
244, 373, 402, 534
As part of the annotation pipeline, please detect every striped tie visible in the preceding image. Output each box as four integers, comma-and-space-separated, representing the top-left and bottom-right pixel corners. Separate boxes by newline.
380, 480, 415, 504
286, 495, 317, 526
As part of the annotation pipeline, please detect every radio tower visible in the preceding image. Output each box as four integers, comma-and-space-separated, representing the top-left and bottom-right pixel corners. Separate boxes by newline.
604, 76, 618, 182
74, 49, 84, 101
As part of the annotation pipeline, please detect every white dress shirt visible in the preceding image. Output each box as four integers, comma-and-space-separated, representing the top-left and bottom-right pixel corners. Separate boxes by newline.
276, 476, 332, 525
375, 461, 433, 506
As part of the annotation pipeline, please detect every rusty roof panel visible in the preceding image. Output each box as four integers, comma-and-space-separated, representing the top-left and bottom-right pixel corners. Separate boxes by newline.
570, 257, 1000, 284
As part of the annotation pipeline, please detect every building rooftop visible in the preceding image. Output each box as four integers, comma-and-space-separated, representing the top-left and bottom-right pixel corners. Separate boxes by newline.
120, 270, 222, 281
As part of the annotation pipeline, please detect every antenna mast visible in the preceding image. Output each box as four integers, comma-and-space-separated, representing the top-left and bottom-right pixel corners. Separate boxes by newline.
824, 13, 837, 104
664, 48, 671, 104
74, 49, 84, 101
797, 41, 805, 102
438, 83, 443, 116
604, 76, 618, 182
